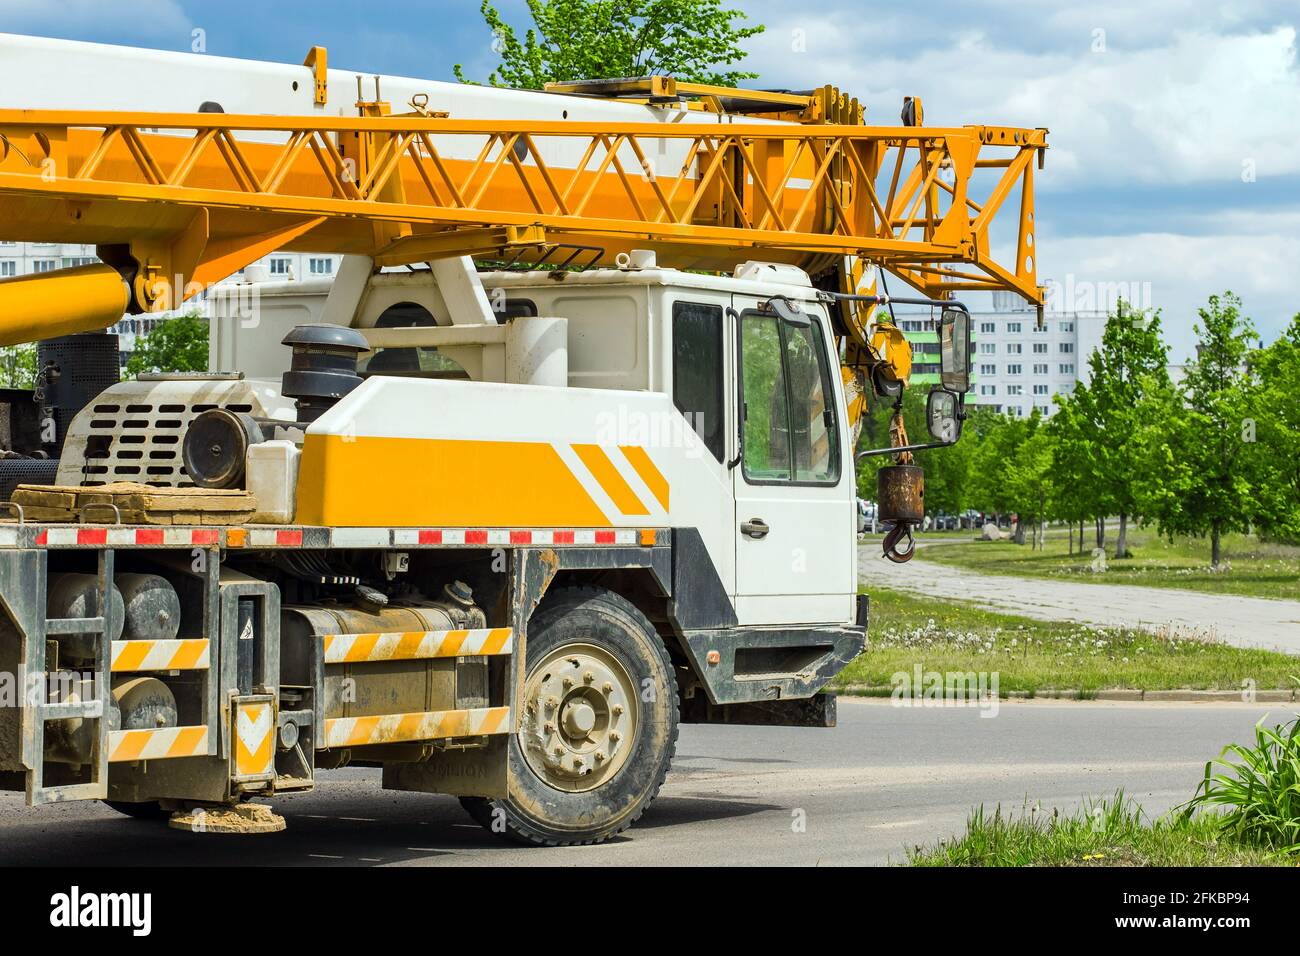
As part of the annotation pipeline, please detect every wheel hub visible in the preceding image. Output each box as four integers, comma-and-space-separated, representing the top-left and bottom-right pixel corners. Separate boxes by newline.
521, 643, 638, 792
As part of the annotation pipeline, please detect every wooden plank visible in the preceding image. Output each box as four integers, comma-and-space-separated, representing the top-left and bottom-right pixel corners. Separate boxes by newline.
12, 482, 256, 526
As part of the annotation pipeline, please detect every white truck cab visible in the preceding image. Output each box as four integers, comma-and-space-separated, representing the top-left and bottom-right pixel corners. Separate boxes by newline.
210, 256, 858, 629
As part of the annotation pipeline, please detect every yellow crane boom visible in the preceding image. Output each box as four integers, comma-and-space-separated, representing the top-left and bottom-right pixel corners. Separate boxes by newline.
0, 104, 1046, 344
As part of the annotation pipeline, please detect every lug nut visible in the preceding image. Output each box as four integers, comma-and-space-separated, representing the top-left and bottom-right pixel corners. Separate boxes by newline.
562, 677, 574, 688
612, 704, 624, 716
583, 671, 594, 683
595, 751, 606, 762
609, 731, 621, 743
602, 682, 613, 694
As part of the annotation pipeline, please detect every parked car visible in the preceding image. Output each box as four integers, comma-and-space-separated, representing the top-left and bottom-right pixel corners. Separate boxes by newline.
856, 498, 877, 534
932, 511, 958, 531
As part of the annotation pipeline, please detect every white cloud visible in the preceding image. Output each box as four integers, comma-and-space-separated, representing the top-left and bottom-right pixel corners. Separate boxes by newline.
1041, 219, 1300, 356
747, 16, 1300, 188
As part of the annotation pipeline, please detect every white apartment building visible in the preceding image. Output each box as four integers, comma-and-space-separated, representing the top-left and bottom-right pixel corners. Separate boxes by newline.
0, 242, 343, 368
894, 292, 1108, 418
968, 293, 1107, 418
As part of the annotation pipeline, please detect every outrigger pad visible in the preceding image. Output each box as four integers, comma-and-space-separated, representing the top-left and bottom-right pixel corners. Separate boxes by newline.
168, 801, 285, 834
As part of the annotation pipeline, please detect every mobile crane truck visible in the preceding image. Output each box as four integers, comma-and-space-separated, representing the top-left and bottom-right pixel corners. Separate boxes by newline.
0, 33, 1045, 843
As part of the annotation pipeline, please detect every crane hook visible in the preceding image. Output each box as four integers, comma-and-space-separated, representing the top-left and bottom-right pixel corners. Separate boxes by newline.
882, 522, 915, 563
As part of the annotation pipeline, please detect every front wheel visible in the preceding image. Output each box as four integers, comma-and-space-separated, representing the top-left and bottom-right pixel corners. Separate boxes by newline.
461, 586, 678, 846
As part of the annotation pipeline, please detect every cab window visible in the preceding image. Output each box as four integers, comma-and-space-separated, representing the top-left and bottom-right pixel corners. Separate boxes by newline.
740, 310, 840, 484
671, 301, 725, 463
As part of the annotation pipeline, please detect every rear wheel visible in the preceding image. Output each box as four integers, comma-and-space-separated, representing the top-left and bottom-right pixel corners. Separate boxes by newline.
461, 586, 678, 846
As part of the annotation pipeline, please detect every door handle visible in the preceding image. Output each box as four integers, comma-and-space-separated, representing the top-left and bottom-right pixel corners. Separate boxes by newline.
740, 518, 769, 539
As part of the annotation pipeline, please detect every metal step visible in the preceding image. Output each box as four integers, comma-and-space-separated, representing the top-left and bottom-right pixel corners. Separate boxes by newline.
36, 700, 103, 720
45, 616, 105, 636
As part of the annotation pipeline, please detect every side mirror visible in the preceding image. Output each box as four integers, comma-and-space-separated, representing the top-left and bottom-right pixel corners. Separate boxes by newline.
939, 306, 971, 392
926, 387, 963, 443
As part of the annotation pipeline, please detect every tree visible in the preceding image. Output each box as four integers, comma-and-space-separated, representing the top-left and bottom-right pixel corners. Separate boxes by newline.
124, 312, 209, 377
454, 0, 765, 89
1136, 292, 1263, 567
1247, 313, 1300, 541
968, 410, 1053, 546
0, 344, 37, 389
1044, 386, 1100, 554
1083, 301, 1171, 558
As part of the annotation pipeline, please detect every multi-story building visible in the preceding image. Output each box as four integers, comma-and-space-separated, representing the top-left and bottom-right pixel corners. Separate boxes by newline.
0, 242, 343, 370
892, 313, 978, 390
896, 292, 1108, 418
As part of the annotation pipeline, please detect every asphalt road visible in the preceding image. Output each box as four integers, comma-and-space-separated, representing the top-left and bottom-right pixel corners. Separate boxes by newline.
1, 698, 1292, 866
858, 543, 1300, 654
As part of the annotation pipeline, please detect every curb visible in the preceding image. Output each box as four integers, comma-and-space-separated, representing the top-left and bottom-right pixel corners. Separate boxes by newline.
837, 685, 1298, 702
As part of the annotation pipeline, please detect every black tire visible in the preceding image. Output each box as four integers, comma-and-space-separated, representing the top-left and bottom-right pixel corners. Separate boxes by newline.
460, 586, 678, 846
102, 800, 170, 821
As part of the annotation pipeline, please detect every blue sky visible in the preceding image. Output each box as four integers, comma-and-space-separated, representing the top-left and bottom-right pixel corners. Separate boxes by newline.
3, 0, 1297, 358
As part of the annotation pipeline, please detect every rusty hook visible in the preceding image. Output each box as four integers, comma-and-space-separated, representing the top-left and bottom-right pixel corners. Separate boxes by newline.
882, 522, 915, 563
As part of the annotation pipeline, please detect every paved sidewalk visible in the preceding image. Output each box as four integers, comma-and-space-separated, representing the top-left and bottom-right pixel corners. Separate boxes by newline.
858, 544, 1300, 654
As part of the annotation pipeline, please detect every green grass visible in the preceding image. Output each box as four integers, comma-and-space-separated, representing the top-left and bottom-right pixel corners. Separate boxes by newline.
1183, 715, 1300, 853
834, 586, 1298, 694
910, 527, 1300, 601
906, 794, 1286, 866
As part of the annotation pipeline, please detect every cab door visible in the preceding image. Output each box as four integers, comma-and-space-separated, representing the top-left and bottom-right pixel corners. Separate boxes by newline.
731, 297, 856, 626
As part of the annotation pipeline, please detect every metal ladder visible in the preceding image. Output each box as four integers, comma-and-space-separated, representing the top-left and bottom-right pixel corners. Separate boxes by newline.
26, 549, 115, 805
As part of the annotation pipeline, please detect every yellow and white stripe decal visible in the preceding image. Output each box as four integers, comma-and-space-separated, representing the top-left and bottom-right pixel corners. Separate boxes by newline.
323, 706, 511, 749
108, 725, 209, 762
110, 639, 210, 672
295, 434, 671, 528
322, 628, 513, 664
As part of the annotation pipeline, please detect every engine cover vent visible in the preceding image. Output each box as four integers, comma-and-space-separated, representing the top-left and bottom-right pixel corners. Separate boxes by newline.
56, 378, 270, 488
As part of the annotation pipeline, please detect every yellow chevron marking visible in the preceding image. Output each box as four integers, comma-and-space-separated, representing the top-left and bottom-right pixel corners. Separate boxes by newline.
619, 445, 670, 511
572, 443, 649, 516
234, 702, 275, 778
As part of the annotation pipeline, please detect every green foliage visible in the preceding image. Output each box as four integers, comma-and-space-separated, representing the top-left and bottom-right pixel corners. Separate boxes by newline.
1247, 314, 1300, 540
856, 293, 1296, 565
1135, 292, 1264, 565
1084, 303, 1170, 551
454, 0, 765, 89
124, 312, 209, 377
967, 408, 1052, 532
0, 344, 37, 389
1181, 710, 1300, 855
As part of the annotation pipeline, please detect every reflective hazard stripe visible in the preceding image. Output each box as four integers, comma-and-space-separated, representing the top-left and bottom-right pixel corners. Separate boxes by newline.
323, 706, 511, 748
322, 628, 513, 664
33, 527, 220, 547
388, 528, 643, 547
110, 639, 210, 672
12, 525, 657, 549
108, 725, 209, 762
